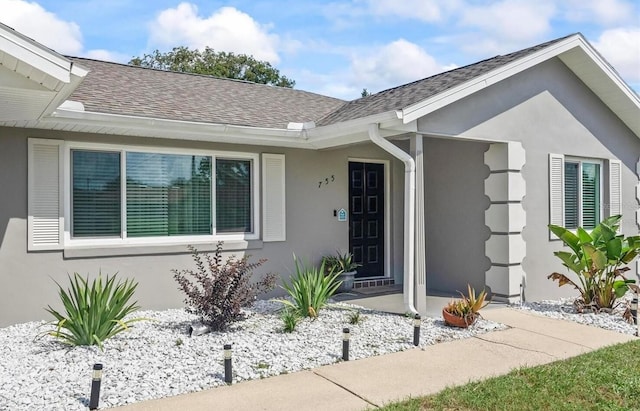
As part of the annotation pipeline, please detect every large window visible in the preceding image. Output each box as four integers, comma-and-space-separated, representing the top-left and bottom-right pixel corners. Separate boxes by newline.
28, 139, 286, 251
564, 159, 601, 229
70, 147, 256, 240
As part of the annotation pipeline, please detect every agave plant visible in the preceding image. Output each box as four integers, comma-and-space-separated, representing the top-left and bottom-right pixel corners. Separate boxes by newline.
44, 272, 146, 349
443, 284, 490, 326
548, 215, 640, 312
279, 256, 341, 318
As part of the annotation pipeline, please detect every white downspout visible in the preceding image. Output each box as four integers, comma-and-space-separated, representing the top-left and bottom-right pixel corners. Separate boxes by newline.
367, 123, 418, 315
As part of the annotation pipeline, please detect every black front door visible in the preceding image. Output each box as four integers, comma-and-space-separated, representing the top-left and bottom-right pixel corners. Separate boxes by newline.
349, 161, 384, 278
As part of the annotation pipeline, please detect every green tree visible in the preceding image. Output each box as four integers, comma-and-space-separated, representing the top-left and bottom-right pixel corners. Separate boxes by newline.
361, 88, 371, 97
129, 46, 295, 88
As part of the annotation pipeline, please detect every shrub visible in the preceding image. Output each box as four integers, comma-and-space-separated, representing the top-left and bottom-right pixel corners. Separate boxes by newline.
172, 242, 276, 331
44, 272, 144, 348
548, 215, 640, 312
279, 256, 341, 318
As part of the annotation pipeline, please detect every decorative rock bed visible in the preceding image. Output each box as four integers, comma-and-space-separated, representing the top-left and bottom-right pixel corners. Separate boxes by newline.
0, 300, 505, 410
515, 291, 638, 335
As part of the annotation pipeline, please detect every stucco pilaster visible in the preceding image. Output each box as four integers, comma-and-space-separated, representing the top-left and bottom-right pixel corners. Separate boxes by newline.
484, 142, 526, 302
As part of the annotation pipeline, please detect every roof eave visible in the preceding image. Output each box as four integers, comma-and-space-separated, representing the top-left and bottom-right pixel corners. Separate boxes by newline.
0, 22, 77, 87
29, 107, 415, 150
307, 111, 416, 149
0, 23, 89, 122
41, 108, 314, 148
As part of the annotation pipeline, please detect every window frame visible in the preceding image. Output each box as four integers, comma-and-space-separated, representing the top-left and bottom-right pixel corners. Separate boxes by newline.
63, 142, 260, 247
562, 156, 604, 230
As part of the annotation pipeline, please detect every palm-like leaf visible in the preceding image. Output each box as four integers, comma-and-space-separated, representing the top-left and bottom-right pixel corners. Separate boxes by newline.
548, 214, 639, 311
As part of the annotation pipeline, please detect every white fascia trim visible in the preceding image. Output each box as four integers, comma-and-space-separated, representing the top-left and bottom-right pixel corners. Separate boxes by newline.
570, 36, 640, 108
39, 69, 88, 119
0, 23, 73, 85
45, 109, 313, 148
401, 34, 639, 124
43, 107, 414, 150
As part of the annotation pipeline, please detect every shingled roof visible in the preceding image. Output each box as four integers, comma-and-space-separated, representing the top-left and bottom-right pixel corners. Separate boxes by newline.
67, 57, 345, 130
316, 34, 575, 126
66, 35, 575, 130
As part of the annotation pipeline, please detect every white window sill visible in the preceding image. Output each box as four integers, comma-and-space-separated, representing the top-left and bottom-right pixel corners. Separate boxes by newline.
63, 240, 264, 259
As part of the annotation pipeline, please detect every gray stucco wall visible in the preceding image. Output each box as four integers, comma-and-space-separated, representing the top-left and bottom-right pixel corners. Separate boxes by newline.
0, 128, 405, 326
418, 57, 640, 301
423, 138, 490, 294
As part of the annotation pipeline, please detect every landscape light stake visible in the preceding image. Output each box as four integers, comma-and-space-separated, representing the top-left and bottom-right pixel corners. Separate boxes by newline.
631, 295, 638, 326
88, 363, 103, 410
413, 314, 421, 346
342, 328, 350, 361
224, 344, 233, 384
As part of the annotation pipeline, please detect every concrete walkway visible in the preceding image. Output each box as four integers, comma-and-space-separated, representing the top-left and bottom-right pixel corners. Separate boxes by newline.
114, 308, 636, 411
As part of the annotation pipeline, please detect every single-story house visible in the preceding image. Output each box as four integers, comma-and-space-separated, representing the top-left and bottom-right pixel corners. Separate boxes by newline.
1, 22, 639, 326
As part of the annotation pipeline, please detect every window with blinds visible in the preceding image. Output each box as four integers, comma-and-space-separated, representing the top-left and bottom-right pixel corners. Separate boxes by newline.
558, 158, 602, 230
216, 158, 252, 233
69, 149, 256, 239
71, 150, 121, 237
126, 152, 212, 237
564, 162, 579, 229
581, 162, 600, 229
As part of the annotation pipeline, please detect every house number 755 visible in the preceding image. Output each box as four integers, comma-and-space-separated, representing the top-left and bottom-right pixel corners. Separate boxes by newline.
318, 175, 335, 188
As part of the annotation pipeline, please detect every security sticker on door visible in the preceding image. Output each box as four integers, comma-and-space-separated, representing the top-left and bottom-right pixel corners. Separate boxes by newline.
337, 208, 347, 222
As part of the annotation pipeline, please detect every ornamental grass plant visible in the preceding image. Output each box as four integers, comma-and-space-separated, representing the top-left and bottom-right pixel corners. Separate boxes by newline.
279, 256, 341, 319
44, 272, 145, 349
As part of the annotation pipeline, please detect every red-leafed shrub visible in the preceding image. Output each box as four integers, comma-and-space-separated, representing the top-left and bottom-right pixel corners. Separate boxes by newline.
172, 242, 276, 331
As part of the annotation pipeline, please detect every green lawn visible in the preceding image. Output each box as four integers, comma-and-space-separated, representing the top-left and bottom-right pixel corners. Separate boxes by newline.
379, 339, 640, 411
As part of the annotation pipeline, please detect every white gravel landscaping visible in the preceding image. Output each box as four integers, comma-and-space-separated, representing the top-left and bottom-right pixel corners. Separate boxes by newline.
515, 291, 638, 335
0, 300, 505, 411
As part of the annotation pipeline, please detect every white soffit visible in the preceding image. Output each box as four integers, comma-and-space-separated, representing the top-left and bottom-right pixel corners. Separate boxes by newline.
401, 34, 640, 137
0, 87, 57, 121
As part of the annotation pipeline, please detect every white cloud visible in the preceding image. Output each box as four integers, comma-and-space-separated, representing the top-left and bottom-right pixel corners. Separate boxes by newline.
366, 0, 463, 22
0, 0, 82, 54
562, 0, 637, 26
459, 0, 555, 43
349, 39, 445, 93
84, 49, 130, 63
593, 28, 640, 84
291, 40, 448, 99
149, 3, 282, 63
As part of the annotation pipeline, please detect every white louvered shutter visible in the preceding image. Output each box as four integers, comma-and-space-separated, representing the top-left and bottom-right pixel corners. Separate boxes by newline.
262, 153, 286, 242
549, 153, 564, 233
608, 159, 622, 217
28, 139, 63, 250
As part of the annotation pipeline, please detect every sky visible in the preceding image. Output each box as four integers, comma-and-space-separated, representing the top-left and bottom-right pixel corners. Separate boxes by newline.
1, 0, 639, 100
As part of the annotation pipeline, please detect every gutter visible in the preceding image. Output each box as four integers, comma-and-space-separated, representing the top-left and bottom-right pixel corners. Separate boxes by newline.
367, 123, 418, 315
